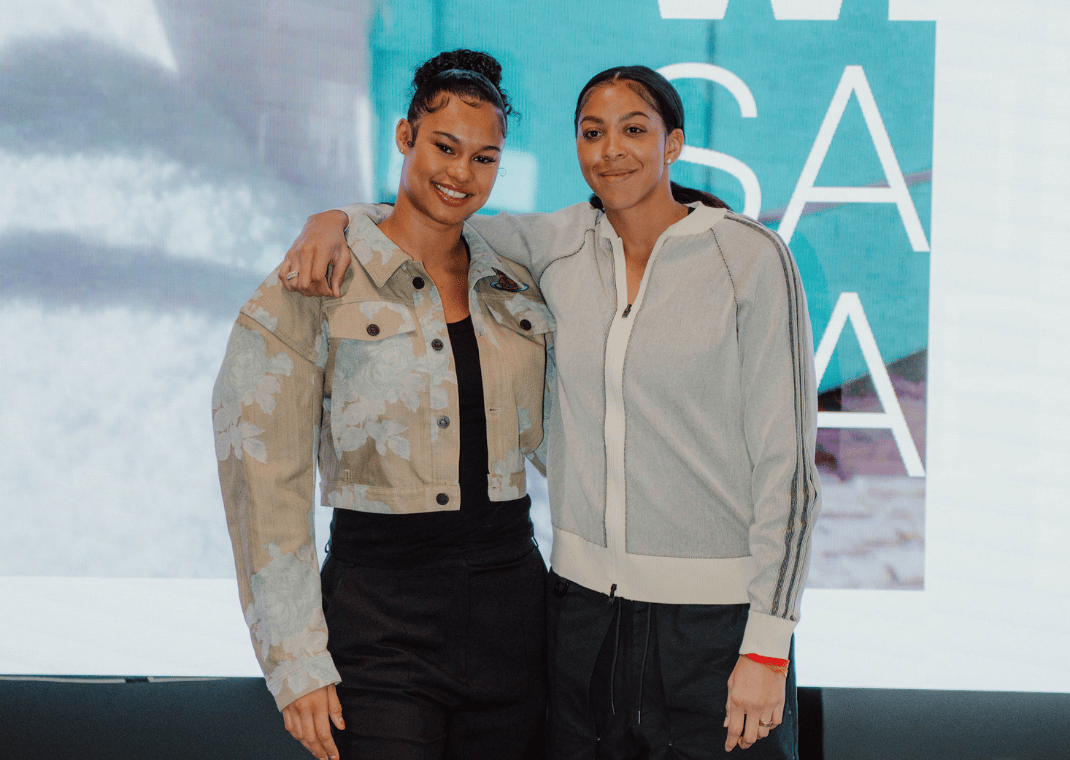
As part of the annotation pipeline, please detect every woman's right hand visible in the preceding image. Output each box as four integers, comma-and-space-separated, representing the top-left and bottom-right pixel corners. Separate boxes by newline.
279, 210, 353, 297
281, 683, 345, 760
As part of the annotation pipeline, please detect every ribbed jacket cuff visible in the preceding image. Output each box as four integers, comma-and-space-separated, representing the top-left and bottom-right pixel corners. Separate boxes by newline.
738, 610, 797, 660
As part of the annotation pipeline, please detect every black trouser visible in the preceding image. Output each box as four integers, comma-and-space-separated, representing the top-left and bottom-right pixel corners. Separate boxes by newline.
546, 570, 798, 760
321, 536, 547, 760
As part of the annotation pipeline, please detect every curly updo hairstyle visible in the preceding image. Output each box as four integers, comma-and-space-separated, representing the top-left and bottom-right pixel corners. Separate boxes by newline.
574, 65, 729, 211
407, 49, 514, 138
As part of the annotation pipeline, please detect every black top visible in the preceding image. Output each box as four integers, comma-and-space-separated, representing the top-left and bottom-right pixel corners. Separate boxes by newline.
451, 315, 492, 508
328, 315, 533, 566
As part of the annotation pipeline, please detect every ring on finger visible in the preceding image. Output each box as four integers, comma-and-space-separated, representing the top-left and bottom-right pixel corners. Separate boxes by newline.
286, 271, 299, 280
759, 719, 776, 728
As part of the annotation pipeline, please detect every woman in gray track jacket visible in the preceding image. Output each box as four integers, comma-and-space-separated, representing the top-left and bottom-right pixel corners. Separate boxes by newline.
279, 65, 821, 759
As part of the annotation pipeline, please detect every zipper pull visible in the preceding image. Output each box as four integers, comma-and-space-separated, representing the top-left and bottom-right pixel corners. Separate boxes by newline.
621, 304, 632, 318
607, 583, 617, 604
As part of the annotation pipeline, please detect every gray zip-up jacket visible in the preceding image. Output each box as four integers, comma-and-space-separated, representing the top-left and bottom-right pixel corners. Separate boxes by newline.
342, 201, 821, 658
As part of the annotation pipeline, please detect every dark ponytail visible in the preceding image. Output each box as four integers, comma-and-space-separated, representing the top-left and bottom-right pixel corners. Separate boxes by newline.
670, 182, 730, 209
407, 49, 513, 137
587, 183, 730, 211
575, 65, 730, 211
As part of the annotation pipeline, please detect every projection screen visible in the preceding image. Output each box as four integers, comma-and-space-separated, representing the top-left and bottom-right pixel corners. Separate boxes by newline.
2, 0, 1069, 693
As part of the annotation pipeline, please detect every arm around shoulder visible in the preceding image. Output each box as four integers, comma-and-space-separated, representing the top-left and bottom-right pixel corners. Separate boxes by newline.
466, 202, 599, 278
280, 205, 388, 297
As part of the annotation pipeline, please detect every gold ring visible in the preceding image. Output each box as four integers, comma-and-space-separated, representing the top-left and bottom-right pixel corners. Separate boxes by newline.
759, 720, 776, 728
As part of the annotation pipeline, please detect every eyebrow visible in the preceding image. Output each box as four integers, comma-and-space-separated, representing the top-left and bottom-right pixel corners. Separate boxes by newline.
431, 130, 502, 153
579, 111, 652, 125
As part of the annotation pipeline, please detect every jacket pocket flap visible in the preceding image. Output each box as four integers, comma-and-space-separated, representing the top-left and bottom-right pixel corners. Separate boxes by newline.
485, 296, 555, 336
327, 301, 417, 341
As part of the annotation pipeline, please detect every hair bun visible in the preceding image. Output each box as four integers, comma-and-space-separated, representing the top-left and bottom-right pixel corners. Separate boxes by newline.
413, 49, 503, 91
406, 49, 514, 129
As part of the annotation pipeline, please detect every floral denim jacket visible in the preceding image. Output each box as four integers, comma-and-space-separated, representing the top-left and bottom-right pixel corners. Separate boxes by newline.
213, 215, 554, 710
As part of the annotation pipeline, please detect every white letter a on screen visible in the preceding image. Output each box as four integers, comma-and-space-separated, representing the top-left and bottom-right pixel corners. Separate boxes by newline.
778, 65, 929, 252
815, 292, 926, 477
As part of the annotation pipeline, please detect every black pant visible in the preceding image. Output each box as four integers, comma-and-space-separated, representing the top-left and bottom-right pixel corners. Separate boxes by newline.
546, 570, 798, 760
321, 537, 547, 760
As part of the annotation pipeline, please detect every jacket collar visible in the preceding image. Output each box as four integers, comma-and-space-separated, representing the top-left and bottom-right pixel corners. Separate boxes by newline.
345, 211, 527, 295
596, 201, 727, 244
463, 224, 529, 294
345, 214, 410, 290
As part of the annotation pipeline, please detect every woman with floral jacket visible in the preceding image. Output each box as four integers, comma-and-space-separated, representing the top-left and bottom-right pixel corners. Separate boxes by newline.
214, 50, 552, 760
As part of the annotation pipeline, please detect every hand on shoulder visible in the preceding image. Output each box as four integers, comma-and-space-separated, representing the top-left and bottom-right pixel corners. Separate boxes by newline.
279, 210, 352, 297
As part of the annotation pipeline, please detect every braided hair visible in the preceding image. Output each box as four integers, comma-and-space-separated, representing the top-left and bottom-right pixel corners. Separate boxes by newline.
407, 49, 513, 137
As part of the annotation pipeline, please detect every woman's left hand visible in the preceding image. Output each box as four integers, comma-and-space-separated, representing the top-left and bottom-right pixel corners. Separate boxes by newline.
724, 655, 786, 751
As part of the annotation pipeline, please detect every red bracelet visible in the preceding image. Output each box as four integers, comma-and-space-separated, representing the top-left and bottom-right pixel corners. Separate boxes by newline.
744, 653, 789, 666
744, 653, 789, 675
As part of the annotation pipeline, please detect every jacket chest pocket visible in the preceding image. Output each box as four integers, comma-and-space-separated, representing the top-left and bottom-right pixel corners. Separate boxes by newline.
483, 295, 554, 402
326, 301, 423, 457
484, 296, 555, 344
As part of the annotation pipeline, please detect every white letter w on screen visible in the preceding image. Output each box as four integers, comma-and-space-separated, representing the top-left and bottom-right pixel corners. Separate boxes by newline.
658, 0, 843, 19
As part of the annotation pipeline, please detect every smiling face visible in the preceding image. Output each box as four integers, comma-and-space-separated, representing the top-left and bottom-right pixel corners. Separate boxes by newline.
575, 81, 684, 215
395, 93, 505, 227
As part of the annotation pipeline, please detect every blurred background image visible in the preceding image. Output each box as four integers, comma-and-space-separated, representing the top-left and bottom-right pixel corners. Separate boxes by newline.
1, 0, 932, 589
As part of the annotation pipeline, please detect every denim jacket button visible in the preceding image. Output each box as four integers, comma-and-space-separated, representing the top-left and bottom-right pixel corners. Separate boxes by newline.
437, 416, 450, 428
520, 319, 532, 331
413, 277, 425, 289
436, 493, 449, 505
366, 324, 380, 336
431, 338, 444, 351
